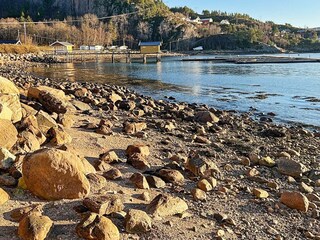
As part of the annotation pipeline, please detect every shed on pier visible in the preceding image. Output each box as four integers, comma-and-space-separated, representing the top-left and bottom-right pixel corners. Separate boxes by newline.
139, 41, 162, 54
50, 41, 74, 53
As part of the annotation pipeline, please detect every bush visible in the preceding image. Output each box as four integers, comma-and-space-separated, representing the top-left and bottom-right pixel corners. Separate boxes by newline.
0, 44, 40, 54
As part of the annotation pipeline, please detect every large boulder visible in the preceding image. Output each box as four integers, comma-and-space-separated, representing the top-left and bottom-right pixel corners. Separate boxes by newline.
22, 148, 94, 200
28, 86, 66, 100
36, 110, 57, 134
0, 76, 20, 94
76, 213, 120, 240
0, 119, 18, 150
15, 131, 41, 153
194, 111, 219, 123
18, 212, 53, 240
39, 91, 68, 114
83, 195, 124, 215
277, 158, 305, 177
124, 209, 152, 233
147, 194, 188, 217
280, 191, 309, 212
0, 76, 22, 123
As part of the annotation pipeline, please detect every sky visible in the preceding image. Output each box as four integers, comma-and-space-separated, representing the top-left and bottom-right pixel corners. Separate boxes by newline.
163, 0, 320, 28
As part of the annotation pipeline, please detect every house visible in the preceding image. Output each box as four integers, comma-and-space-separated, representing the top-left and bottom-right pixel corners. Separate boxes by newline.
80, 45, 89, 50
220, 20, 230, 25
187, 17, 202, 24
50, 41, 74, 53
200, 18, 213, 24
0, 40, 22, 45
139, 41, 162, 54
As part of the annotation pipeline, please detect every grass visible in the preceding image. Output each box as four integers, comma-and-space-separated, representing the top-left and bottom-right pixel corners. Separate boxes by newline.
0, 44, 40, 54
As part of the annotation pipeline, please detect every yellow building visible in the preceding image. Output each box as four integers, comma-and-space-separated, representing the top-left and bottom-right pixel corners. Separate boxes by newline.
50, 41, 74, 53
139, 41, 162, 54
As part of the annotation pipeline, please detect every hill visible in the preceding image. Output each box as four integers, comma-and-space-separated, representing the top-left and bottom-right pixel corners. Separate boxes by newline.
0, 1, 319, 52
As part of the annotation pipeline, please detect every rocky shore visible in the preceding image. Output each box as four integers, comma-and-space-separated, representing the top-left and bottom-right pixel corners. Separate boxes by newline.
0, 58, 320, 240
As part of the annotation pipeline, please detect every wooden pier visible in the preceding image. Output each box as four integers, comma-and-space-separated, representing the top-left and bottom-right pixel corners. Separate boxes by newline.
46, 51, 163, 64
182, 56, 320, 64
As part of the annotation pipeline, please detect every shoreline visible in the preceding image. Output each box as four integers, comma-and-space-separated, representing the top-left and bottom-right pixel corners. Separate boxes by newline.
0, 58, 320, 239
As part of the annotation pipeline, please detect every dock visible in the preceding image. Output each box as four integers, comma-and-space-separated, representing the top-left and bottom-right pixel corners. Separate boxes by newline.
44, 51, 183, 63
182, 56, 320, 64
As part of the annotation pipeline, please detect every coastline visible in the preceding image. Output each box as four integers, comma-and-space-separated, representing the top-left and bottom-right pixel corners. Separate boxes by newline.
0, 57, 320, 239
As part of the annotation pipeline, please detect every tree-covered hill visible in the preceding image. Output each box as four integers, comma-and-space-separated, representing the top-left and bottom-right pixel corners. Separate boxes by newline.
0, 1, 319, 52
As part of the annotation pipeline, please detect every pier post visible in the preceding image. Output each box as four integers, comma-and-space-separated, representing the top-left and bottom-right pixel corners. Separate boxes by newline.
112, 52, 115, 63
143, 54, 147, 64
156, 54, 161, 63
126, 52, 131, 63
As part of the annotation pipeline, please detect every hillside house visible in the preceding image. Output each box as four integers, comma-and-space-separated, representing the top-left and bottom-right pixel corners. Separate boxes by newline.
50, 41, 74, 53
200, 18, 213, 24
220, 20, 230, 25
139, 41, 162, 54
187, 17, 202, 24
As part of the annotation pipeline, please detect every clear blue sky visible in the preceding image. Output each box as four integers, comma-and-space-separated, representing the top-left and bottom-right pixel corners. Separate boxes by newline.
163, 0, 320, 28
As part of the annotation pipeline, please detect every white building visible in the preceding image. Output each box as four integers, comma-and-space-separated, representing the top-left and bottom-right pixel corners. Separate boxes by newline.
220, 20, 230, 25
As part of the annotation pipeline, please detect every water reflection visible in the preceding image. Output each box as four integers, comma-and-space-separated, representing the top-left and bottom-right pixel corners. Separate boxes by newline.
28, 55, 320, 127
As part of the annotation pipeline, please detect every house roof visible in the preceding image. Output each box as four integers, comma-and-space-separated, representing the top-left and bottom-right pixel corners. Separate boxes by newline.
139, 41, 162, 47
50, 41, 74, 47
0, 40, 21, 44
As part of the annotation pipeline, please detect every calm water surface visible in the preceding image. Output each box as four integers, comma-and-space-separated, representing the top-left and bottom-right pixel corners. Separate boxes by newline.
28, 53, 320, 128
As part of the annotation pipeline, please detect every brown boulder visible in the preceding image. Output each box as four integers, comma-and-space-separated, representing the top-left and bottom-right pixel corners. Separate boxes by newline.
0, 76, 22, 123
197, 179, 213, 192
22, 148, 92, 200
158, 169, 184, 184
277, 158, 305, 177
15, 131, 41, 153
0, 187, 10, 205
130, 173, 149, 189
36, 110, 57, 134
124, 209, 152, 233
99, 151, 119, 164
0, 119, 18, 150
185, 157, 219, 177
147, 194, 188, 217
103, 168, 122, 180
39, 91, 68, 114
146, 175, 166, 188
48, 126, 72, 146
127, 153, 150, 170
18, 212, 53, 240
191, 188, 207, 201
123, 122, 147, 134
10, 205, 42, 222
83, 195, 124, 215
86, 173, 107, 192
126, 144, 150, 157
0, 76, 19, 94
58, 114, 75, 128
280, 191, 309, 212
76, 213, 120, 240
28, 86, 66, 100
195, 111, 219, 123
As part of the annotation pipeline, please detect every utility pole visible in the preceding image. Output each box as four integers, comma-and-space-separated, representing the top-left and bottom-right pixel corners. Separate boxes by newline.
169, 41, 171, 53
23, 22, 27, 44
